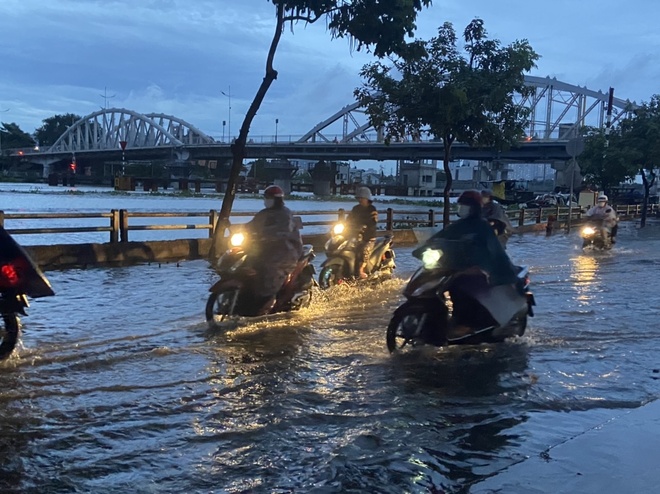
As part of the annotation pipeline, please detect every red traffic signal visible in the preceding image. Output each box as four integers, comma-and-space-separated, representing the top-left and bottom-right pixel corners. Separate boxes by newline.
69, 163, 77, 173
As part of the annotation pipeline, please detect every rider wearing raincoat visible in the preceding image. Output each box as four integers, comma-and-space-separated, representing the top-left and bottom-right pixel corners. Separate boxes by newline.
243, 185, 303, 306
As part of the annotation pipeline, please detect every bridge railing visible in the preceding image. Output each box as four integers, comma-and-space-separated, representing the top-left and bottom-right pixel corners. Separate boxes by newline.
2, 204, 656, 245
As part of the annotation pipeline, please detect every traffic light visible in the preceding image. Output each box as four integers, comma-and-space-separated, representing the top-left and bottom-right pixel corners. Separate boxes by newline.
70, 162, 77, 173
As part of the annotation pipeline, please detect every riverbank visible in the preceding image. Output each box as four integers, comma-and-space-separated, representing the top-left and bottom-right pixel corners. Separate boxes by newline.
0, 181, 448, 207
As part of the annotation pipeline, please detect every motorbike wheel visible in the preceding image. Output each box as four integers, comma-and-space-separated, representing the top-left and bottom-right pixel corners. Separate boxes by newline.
205, 289, 239, 325
0, 313, 20, 360
386, 305, 432, 353
318, 265, 342, 290
504, 314, 527, 337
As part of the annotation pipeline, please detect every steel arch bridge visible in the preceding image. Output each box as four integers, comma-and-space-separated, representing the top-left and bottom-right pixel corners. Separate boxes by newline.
38, 75, 636, 156
48, 108, 215, 154
297, 75, 637, 144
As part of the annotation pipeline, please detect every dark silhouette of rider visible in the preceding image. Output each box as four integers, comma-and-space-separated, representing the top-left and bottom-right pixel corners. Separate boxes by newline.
242, 185, 303, 309
481, 189, 514, 248
346, 186, 378, 279
418, 190, 518, 286
415, 190, 520, 337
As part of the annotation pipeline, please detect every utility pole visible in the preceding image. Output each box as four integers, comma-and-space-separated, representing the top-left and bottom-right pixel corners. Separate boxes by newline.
100, 87, 116, 110
221, 86, 231, 141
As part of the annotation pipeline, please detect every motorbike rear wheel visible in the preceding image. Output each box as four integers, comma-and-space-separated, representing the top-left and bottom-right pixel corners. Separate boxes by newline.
0, 313, 20, 360
318, 265, 342, 290
205, 288, 239, 325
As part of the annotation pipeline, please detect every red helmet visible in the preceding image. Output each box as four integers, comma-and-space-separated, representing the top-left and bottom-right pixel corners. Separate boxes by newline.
264, 185, 284, 198
458, 190, 483, 208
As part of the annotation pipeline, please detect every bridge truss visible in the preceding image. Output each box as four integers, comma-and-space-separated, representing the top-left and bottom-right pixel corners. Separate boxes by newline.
297, 75, 637, 144
48, 109, 215, 154
42, 76, 637, 155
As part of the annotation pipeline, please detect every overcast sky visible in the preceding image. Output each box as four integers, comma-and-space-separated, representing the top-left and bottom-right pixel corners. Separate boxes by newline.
1, 0, 658, 141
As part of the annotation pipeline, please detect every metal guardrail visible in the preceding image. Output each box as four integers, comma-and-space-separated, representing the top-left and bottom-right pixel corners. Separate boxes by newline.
0, 204, 656, 244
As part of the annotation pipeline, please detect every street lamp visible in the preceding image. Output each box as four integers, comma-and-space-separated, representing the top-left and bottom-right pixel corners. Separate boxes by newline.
221, 86, 231, 141
275, 118, 279, 144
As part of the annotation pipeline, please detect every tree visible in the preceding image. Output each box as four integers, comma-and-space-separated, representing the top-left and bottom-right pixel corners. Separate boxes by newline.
212, 0, 431, 256
34, 113, 81, 147
355, 19, 538, 225
618, 96, 660, 227
0, 122, 35, 152
579, 126, 635, 193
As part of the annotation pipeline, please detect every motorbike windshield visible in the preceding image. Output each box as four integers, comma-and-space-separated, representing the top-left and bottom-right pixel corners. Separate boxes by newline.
0, 227, 55, 298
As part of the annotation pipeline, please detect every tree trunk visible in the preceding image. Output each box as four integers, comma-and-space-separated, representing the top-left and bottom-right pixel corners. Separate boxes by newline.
209, 5, 285, 259
442, 137, 454, 227
640, 168, 657, 228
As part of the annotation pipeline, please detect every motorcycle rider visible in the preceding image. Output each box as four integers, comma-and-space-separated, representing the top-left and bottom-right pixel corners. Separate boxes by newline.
242, 185, 303, 309
347, 186, 378, 279
481, 189, 513, 248
585, 193, 618, 243
416, 190, 519, 337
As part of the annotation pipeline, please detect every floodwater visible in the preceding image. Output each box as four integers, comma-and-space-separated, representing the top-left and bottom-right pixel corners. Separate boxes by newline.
0, 183, 446, 243
2, 187, 660, 492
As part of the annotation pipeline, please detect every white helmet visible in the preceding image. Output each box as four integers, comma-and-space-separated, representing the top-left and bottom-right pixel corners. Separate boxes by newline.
597, 194, 608, 202
355, 186, 373, 201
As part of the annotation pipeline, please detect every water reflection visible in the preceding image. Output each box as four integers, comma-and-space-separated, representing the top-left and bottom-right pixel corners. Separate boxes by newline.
570, 254, 600, 305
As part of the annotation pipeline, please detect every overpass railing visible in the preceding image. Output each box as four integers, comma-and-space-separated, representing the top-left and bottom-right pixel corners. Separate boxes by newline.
1, 205, 656, 245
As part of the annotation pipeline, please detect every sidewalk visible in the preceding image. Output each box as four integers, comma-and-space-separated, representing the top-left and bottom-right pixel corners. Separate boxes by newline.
472, 399, 660, 493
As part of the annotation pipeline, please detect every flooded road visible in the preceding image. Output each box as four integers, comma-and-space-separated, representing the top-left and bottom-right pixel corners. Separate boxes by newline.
2, 220, 660, 493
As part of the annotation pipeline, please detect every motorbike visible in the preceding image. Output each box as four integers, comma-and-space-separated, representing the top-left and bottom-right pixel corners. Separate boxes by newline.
205, 231, 316, 325
318, 222, 396, 289
386, 239, 535, 353
0, 227, 55, 360
580, 221, 614, 250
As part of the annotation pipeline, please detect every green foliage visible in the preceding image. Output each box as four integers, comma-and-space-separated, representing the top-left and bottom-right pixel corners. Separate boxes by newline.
579, 127, 635, 191
34, 113, 81, 147
0, 122, 35, 151
218, 0, 432, 225
355, 18, 539, 224
273, 0, 431, 56
581, 96, 660, 191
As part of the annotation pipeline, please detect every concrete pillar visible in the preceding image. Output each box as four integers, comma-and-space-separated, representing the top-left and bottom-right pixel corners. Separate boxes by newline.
273, 178, 291, 195
313, 180, 332, 196
42, 162, 51, 178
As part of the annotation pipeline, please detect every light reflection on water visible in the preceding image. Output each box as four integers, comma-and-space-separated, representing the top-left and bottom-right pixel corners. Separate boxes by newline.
1, 193, 660, 491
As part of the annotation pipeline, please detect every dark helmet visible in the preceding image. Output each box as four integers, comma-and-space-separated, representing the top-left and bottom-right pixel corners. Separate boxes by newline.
458, 190, 483, 216
264, 185, 284, 198
481, 189, 493, 198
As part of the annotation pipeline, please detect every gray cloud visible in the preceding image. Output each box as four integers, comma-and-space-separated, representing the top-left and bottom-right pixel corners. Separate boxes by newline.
1, 0, 658, 139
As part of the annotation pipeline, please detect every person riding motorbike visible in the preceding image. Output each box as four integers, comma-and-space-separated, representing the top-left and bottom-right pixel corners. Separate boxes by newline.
481, 189, 513, 248
415, 190, 519, 337
585, 194, 618, 243
346, 186, 378, 279
241, 185, 303, 310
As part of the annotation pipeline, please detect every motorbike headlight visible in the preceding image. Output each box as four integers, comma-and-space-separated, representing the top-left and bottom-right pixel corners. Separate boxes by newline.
230, 232, 245, 247
332, 223, 345, 235
581, 226, 595, 236
422, 249, 442, 268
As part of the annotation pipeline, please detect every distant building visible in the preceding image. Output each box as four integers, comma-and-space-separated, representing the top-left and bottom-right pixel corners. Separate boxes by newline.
399, 159, 438, 196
